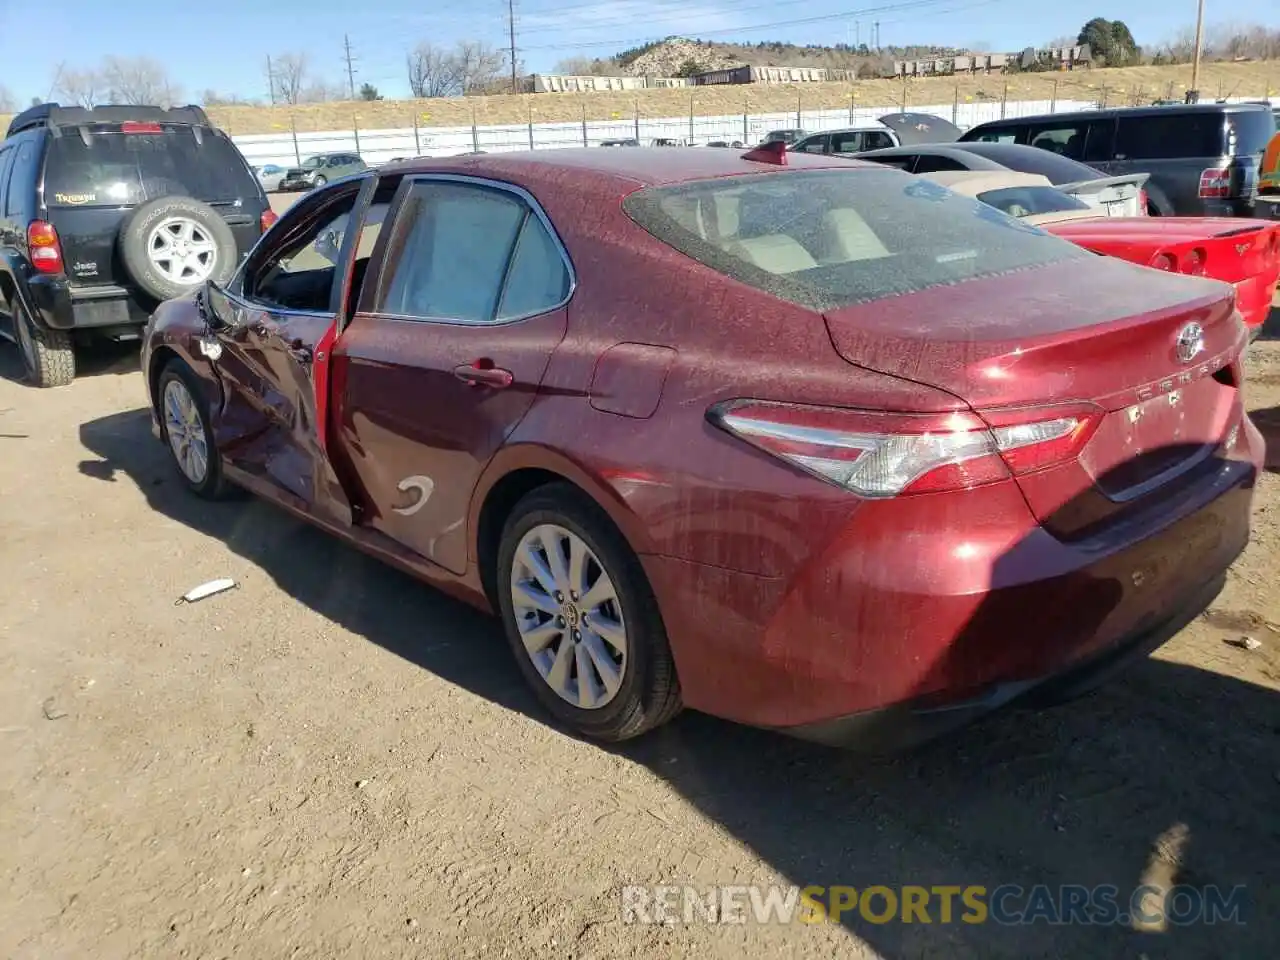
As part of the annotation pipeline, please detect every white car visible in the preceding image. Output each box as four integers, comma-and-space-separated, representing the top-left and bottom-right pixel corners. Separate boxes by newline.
254, 164, 287, 192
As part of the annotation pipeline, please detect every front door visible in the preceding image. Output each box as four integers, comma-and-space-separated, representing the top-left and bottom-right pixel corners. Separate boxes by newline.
206, 177, 376, 525
330, 176, 573, 575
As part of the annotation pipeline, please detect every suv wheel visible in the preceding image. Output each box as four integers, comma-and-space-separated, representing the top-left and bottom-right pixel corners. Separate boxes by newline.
495, 483, 682, 742
13, 301, 74, 388
119, 197, 238, 302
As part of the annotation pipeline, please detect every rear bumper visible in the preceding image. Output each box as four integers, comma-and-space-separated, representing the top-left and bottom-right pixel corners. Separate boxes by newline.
782, 569, 1226, 753
28, 276, 149, 330
644, 415, 1263, 743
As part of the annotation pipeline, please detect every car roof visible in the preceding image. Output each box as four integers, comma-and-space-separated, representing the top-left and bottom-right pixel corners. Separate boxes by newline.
380, 147, 878, 194
804, 126, 889, 135
918, 170, 1053, 194
967, 101, 1270, 129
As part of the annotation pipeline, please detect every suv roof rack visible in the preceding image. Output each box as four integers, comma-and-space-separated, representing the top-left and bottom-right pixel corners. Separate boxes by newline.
6, 102, 213, 139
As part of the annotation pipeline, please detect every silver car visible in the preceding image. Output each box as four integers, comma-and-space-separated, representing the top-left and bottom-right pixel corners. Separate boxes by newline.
277, 153, 368, 192
254, 163, 287, 192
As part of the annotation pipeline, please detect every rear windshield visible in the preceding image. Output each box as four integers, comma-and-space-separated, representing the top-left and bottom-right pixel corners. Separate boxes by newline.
45, 127, 261, 207
622, 169, 1087, 311
977, 185, 1090, 217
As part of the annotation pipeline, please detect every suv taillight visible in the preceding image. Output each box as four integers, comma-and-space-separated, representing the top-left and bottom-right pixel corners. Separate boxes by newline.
27, 221, 64, 274
261, 209, 278, 232
1199, 167, 1231, 199
1138, 188, 1149, 214
707, 400, 1100, 497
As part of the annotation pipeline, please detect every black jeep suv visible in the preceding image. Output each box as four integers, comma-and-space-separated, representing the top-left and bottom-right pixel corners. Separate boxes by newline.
0, 102, 276, 386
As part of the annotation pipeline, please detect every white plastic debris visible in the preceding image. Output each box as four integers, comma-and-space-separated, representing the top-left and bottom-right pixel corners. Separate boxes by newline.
1225, 635, 1262, 652
175, 578, 238, 605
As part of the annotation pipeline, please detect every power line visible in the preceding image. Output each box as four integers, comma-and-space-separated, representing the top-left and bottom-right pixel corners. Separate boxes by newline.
343, 34, 358, 99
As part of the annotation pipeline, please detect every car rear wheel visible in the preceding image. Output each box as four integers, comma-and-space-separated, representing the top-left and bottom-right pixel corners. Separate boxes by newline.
313, 174, 328, 186
12, 301, 74, 388
119, 197, 238, 302
496, 484, 682, 741
158, 358, 231, 499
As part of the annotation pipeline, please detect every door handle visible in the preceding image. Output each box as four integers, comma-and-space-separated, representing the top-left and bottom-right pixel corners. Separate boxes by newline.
453, 360, 513, 389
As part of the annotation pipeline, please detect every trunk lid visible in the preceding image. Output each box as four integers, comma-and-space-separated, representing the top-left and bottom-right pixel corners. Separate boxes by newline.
823, 257, 1246, 534
1056, 173, 1149, 217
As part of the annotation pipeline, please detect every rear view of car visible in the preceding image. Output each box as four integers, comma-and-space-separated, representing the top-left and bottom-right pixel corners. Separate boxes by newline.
0, 102, 275, 386
617, 163, 1260, 748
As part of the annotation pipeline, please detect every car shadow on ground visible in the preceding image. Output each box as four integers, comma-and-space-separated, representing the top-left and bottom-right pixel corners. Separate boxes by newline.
0, 337, 141, 386
77, 408, 1279, 959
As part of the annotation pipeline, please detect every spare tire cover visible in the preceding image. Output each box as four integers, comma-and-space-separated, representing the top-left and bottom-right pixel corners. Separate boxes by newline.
118, 196, 238, 302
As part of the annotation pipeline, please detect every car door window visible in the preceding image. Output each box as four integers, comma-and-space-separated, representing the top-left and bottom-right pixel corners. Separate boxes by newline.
912, 154, 968, 173
1081, 119, 1115, 162
971, 127, 1018, 144
1028, 122, 1092, 160
245, 189, 361, 311
375, 181, 527, 323
799, 135, 829, 154
829, 132, 862, 155
861, 131, 896, 152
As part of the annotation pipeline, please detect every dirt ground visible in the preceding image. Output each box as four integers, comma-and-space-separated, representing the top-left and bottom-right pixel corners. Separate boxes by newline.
1, 317, 1279, 959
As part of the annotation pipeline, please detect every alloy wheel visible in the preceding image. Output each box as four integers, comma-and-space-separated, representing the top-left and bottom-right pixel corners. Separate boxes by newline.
163, 378, 209, 484
510, 523, 628, 709
147, 216, 218, 286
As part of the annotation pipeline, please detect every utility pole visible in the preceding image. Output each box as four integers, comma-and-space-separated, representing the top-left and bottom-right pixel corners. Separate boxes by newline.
508, 0, 519, 93
266, 55, 276, 105
343, 34, 357, 100
1188, 0, 1206, 101
874, 22, 881, 53
854, 20, 860, 48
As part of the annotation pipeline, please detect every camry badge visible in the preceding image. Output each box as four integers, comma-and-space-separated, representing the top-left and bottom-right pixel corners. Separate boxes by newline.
1175, 322, 1204, 364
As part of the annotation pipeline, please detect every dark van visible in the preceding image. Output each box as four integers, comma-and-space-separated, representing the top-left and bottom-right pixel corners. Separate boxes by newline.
958, 102, 1275, 218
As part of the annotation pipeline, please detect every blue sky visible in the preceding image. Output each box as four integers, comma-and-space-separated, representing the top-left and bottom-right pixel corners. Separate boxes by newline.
2, 0, 1274, 103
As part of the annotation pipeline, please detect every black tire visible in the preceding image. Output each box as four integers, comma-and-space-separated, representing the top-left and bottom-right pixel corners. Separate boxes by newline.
156, 357, 232, 499
12, 300, 74, 387
495, 483, 682, 742
118, 196, 238, 302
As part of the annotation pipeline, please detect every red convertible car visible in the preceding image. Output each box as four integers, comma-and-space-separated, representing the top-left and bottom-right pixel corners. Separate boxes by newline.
141, 147, 1262, 751
923, 170, 1280, 336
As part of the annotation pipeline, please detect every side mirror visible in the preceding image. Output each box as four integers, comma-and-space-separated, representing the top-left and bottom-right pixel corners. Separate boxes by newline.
202, 280, 241, 330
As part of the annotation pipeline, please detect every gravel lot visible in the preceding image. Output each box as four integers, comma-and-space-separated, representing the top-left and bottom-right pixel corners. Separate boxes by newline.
1, 316, 1278, 959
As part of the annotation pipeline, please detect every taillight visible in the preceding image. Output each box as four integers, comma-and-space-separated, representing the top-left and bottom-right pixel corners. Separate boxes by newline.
1182, 247, 1207, 275
707, 400, 1100, 498
1151, 251, 1178, 271
261, 209, 278, 232
121, 121, 163, 134
1269, 230, 1280, 257
27, 221, 64, 274
1199, 167, 1230, 199
1138, 188, 1149, 214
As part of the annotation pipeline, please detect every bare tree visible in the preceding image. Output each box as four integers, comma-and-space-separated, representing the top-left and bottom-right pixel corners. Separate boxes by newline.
100, 56, 178, 106
273, 53, 308, 105
299, 80, 345, 103
0, 86, 16, 113
55, 68, 101, 107
452, 41, 506, 94
407, 43, 462, 97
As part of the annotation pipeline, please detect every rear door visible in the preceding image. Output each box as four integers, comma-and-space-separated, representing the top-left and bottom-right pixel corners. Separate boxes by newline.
331, 176, 572, 575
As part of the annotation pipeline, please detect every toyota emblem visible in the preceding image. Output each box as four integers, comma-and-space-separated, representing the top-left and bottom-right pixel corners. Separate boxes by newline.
1175, 322, 1205, 363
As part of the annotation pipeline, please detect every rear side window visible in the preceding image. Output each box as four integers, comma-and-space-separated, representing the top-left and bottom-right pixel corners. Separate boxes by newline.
622, 169, 1087, 312
977, 186, 1090, 217
1226, 110, 1276, 157
829, 132, 862, 155
966, 126, 1019, 144
1114, 113, 1233, 160
45, 127, 260, 206
860, 131, 896, 151
6, 141, 38, 216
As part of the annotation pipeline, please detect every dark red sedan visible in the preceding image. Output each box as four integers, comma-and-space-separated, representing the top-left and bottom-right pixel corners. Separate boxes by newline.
140, 145, 1263, 751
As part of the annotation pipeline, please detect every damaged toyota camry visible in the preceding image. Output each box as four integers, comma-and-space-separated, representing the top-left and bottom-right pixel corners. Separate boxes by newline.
141, 145, 1263, 751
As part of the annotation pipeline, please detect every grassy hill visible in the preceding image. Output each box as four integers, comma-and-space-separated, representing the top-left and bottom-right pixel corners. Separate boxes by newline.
2, 61, 1274, 138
